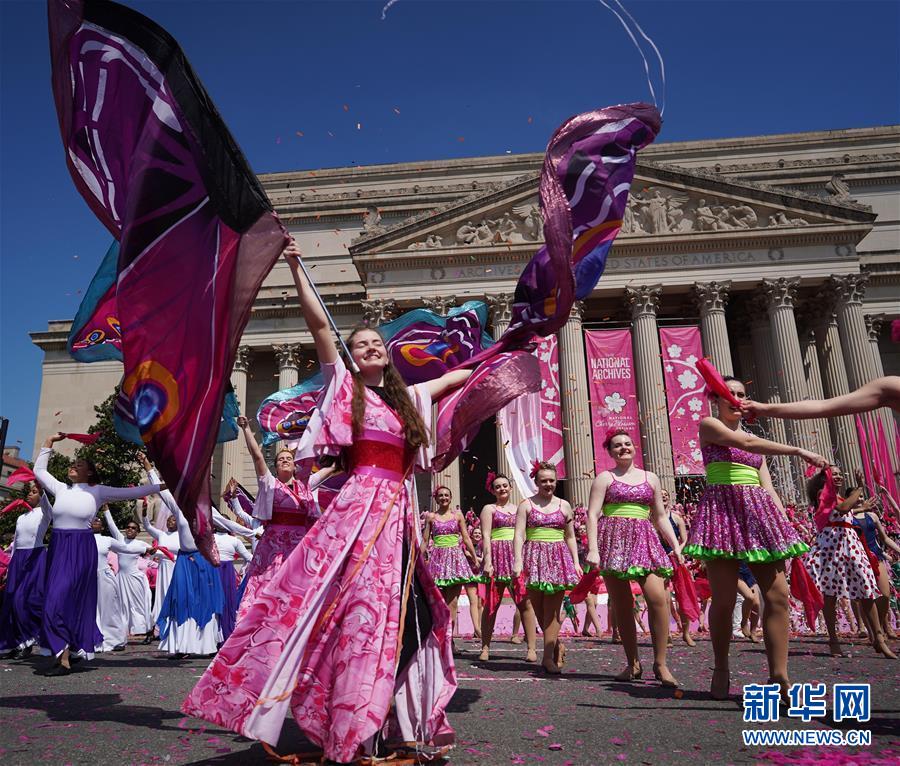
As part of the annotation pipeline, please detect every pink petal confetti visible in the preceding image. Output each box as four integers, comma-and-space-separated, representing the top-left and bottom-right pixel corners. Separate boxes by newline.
549, 743, 563, 751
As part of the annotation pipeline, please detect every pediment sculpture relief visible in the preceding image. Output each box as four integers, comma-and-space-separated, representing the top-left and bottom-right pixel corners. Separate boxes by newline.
401, 187, 814, 250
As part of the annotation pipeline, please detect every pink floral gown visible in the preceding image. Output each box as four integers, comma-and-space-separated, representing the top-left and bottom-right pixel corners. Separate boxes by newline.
183, 360, 456, 762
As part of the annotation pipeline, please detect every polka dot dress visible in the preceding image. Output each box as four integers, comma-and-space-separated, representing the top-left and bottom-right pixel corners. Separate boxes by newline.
806, 508, 880, 600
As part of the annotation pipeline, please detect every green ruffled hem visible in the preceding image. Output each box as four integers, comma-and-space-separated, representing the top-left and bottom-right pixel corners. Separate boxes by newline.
682, 541, 809, 563
434, 576, 482, 587
492, 576, 512, 584
601, 566, 674, 581
526, 582, 578, 594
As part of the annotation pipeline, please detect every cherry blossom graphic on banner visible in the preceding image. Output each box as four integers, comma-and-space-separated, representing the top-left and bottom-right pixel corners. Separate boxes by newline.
659, 326, 709, 475
537, 336, 566, 476
585, 329, 643, 473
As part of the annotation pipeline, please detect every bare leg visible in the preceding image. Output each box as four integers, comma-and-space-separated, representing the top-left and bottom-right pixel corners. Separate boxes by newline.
464, 583, 482, 641
610, 603, 620, 642
534, 591, 566, 673
737, 580, 762, 642
823, 595, 844, 656
605, 576, 641, 679
642, 574, 678, 687
748, 561, 792, 701
859, 598, 896, 658
875, 562, 895, 639
510, 606, 523, 643
582, 593, 603, 636
519, 598, 538, 661
442, 584, 462, 647
851, 599, 867, 639
706, 560, 739, 699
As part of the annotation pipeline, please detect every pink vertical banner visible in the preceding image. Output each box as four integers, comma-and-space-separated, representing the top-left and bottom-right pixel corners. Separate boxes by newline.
585, 329, 642, 473
659, 326, 710, 476
536, 336, 566, 477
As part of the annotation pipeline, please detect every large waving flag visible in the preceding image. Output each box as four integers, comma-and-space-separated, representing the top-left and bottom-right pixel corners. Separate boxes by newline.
68, 241, 122, 362
467, 103, 660, 366
49, 0, 288, 563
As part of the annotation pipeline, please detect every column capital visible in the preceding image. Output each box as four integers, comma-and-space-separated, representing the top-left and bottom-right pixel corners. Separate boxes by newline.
826, 272, 869, 305
361, 298, 399, 326
422, 296, 456, 317
692, 280, 731, 315
864, 313, 885, 343
273, 343, 302, 370
761, 276, 800, 311
569, 299, 587, 322
486, 293, 514, 326
233, 345, 253, 374
625, 285, 661, 318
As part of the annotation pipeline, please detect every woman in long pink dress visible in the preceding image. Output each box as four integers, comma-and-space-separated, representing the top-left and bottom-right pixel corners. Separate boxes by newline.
183, 243, 470, 763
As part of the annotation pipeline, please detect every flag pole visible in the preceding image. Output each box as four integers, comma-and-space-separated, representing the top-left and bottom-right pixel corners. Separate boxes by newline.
295, 257, 358, 372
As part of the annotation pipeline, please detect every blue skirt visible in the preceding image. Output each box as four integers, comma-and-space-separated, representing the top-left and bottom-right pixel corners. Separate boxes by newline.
41, 529, 102, 657
0, 546, 47, 651
217, 560, 239, 641
157, 551, 224, 639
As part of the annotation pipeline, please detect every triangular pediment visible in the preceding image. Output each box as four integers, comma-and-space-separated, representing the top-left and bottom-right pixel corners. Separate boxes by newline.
349, 160, 875, 257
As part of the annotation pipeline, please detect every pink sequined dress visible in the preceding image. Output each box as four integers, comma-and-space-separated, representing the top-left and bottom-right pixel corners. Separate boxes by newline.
183, 360, 455, 762
235, 474, 314, 622
522, 503, 579, 594
487, 505, 517, 583
427, 515, 479, 587
684, 444, 809, 562
595, 475, 673, 580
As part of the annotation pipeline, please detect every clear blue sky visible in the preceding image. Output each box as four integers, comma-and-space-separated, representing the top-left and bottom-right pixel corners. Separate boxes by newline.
1, 0, 898, 457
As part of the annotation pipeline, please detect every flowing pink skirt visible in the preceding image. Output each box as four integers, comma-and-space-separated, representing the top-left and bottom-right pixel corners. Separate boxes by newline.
183, 473, 456, 762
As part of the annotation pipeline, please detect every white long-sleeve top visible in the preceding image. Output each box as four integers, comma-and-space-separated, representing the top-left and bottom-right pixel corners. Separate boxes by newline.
10, 496, 53, 553
212, 507, 255, 538
95, 531, 143, 570
34, 448, 161, 530
141, 514, 180, 555
214, 532, 252, 563
148, 470, 197, 552
103, 508, 149, 572
227, 496, 262, 553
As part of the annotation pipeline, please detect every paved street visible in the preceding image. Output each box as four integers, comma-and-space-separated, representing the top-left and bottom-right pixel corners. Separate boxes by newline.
1, 635, 897, 765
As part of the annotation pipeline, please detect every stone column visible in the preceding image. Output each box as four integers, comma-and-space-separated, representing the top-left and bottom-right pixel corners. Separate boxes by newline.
693, 280, 734, 376
812, 307, 863, 477
748, 298, 797, 501
220, 345, 252, 495
797, 323, 834, 459
361, 298, 399, 327
558, 300, 595, 506
828, 274, 876, 390
625, 285, 675, 497
761, 278, 815, 468
864, 314, 899, 471
273, 343, 302, 390
487, 293, 516, 486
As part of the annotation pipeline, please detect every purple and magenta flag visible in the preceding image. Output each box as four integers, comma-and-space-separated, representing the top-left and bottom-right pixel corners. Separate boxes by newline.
49, 0, 288, 563
467, 103, 660, 366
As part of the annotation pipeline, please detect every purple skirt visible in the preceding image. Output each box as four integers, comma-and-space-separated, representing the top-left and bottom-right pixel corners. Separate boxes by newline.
40, 529, 102, 658
0, 546, 47, 651
523, 541, 579, 594
489, 539, 515, 583
218, 561, 239, 641
684, 484, 809, 562
596, 516, 673, 580
428, 544, 479, 586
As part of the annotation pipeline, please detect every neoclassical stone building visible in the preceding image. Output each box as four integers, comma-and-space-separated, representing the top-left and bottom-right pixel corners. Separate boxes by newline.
31, 125, 900, 509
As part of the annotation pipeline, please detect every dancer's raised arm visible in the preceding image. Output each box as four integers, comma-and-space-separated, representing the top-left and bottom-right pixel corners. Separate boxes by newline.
283, 239, 337, 366
237, 416, 268, 479
744, 376, 900, 420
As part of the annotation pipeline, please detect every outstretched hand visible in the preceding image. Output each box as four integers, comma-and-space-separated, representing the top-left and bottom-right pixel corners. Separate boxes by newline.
282, 239, 302, 264
798, 449, 827, 468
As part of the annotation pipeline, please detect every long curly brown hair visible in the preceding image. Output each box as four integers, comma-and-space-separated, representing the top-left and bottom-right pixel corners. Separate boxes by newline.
347, 326, 430, 450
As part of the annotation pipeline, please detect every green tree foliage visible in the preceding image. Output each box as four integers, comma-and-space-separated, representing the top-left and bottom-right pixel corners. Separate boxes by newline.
1, 388, 148, 538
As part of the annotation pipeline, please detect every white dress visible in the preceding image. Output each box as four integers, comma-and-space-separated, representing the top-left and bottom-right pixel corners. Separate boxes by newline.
141, 516, 179, 626
94, 510, 141, 652
105, 514, 153, 634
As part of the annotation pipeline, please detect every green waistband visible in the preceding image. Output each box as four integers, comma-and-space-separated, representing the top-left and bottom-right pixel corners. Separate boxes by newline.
603, 502, 650, 519
526, 528, 564, 543
705, 461, 761, 486
433, 534, 460, 548
491, 528, 514, 541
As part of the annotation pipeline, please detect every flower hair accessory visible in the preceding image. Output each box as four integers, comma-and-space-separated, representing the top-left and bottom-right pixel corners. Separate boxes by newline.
484, 471, 497, 492
529, 459, 542, 479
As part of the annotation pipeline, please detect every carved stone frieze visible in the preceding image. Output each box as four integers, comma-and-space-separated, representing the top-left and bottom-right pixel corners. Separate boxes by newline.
361, 298, 399, 326
486, 293, 514, 326
423, 296, 456, 316
864, 313, 885, 343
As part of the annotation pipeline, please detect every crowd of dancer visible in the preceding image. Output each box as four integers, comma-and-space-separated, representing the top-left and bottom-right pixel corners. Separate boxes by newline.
1, 238, 898, 763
